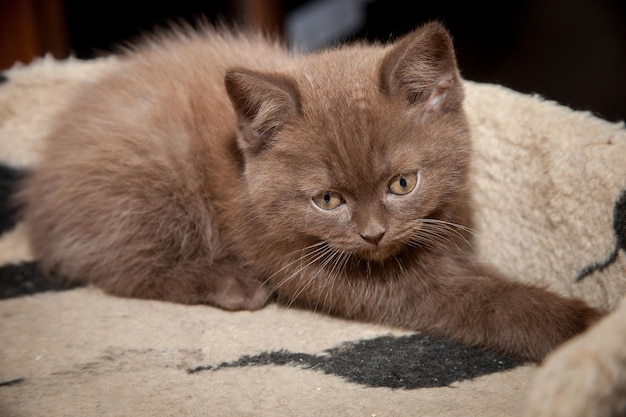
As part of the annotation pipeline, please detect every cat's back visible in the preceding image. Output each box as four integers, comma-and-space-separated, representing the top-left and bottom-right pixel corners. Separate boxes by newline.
134, 25, 290, 72
26, 27, 292, 228
56, 26, 292, 150
119, 25, 292, 98
32, 26, 293, 202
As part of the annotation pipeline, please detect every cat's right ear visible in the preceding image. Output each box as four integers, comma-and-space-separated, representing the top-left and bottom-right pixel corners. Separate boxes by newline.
225, 69, 301, 152
379, 21, 463, 113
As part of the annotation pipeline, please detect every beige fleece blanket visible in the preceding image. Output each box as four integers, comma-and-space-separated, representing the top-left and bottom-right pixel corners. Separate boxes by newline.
0, 56, 624, 417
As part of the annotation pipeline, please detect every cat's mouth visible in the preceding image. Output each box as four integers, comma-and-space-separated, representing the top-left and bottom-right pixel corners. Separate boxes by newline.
342, 240, 406, 264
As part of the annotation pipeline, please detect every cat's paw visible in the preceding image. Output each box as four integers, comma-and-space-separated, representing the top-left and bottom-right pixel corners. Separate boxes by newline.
209, 277, 273, 311
528, 297, 604, 362
560, 298, 604, 338
484, 283, 605, 362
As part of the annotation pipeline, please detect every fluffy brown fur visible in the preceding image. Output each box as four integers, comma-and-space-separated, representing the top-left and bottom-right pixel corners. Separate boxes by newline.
19, 21, 601, 361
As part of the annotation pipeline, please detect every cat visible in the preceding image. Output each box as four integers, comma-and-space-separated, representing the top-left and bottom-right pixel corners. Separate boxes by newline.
18, 21, 602, 362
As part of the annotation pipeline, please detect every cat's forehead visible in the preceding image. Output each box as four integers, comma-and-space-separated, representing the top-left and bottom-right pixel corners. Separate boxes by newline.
300, 70, 371, 110
295, 46, 385, 105
279, 47, 427, 188
281, 105, 421, 193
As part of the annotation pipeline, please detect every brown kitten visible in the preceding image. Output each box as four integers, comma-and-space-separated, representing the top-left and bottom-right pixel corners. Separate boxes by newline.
19, 21, 601, 362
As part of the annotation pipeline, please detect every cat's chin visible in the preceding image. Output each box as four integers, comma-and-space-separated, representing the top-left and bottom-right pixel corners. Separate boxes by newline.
351, 244, 404, 264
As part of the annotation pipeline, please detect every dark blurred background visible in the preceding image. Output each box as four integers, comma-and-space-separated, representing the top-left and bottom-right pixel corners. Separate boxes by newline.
1, 0, 624, 122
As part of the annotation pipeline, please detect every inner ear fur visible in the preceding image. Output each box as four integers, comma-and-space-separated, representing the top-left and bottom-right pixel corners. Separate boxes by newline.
224, 68, 301, 150
379, 21, 463, 112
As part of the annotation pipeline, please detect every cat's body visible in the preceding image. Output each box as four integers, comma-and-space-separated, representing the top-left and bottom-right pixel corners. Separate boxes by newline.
20, 22, 601, 361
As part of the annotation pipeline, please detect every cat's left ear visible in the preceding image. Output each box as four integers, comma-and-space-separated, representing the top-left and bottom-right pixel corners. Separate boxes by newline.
379, 21, 463, 113
225, 68, 301, 152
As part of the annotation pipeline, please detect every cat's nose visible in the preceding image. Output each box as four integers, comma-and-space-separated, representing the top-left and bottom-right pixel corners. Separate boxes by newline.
360, 230, 386, 245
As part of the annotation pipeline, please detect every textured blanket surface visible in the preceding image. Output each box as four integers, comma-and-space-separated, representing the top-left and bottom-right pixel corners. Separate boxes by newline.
0, 56, 624, 417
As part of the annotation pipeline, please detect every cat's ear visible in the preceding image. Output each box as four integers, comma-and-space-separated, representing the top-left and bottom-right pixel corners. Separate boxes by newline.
225, 68, 301, 151
379, 21, 463, 112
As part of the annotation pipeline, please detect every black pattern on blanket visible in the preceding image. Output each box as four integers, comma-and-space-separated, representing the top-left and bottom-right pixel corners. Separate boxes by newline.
577, 190, 626, 282
189, 334, 522, 389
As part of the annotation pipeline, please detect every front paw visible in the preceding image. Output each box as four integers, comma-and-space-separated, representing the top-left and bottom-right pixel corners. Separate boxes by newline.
527, 297, 603, 362
212, 277, 273, 311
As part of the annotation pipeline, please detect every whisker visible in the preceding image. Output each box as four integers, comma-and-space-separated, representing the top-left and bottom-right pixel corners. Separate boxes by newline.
419, 226, 458, 247
309, 248, 343, 313
392, 254, 404, 275
421, 218, 475, 248
407, 218, 475, 254
421, 218, 476, 235
406, 236, 441, 253
259, 242, 328, 305
283, 245, 337, 309
319, 248, 352, 314
272, 244, 331, 294
261, 241, 327, 287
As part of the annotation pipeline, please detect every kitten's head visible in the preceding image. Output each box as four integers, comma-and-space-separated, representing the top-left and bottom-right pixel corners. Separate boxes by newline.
225, 22, 471, 263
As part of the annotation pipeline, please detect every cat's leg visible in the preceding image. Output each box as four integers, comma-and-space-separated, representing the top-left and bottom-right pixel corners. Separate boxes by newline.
107, 205, 274, 310
398, 262, 604, 362
108, 256, 273, 311
41, 238, 272, 310
25, 171, 272, 310
316, 259, 603, 362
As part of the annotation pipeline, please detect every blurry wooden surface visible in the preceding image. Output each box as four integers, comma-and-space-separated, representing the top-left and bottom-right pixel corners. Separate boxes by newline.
236, 0, 284, 36
0, 0, 70, 70
0, 0, 283, 71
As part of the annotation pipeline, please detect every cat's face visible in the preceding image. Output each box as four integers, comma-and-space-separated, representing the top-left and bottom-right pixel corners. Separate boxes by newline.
244, 97, 469, 263
226, 22, 470, 263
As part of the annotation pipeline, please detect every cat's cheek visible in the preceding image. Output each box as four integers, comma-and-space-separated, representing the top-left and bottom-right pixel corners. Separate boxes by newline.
385, 192, 426, 221
307, 203, 352, 232
336, 204, 352, 224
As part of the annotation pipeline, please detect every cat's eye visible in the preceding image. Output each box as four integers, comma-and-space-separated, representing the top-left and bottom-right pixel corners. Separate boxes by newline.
388, 172, 418, 195
312, 191, 344, 210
